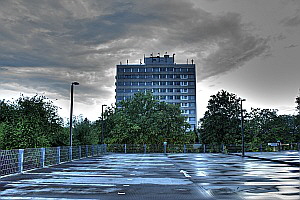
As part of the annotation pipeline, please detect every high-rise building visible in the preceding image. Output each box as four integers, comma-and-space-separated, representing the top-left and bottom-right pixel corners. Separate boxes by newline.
115, 53, 197, 128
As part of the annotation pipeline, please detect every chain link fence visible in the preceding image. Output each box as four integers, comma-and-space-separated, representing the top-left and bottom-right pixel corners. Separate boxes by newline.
1, 143, 299, 177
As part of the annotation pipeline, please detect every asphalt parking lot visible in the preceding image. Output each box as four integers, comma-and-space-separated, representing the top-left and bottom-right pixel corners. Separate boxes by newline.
0, 153, 299, 200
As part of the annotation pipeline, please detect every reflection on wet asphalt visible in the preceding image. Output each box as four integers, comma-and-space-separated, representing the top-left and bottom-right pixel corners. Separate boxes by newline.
0, 153, 299, 200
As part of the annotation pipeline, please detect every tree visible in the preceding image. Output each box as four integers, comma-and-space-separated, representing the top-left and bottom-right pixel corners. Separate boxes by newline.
0, 95, 66, 149
102, 92, 190, 144
72, 116, 99, 145
199, 90, 242, 144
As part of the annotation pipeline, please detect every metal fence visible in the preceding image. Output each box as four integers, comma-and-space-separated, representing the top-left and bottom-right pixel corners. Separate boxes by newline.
1, 143, 299, 177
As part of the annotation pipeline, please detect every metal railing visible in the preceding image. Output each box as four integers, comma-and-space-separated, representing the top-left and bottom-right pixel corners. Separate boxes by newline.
1, 143, 299, 177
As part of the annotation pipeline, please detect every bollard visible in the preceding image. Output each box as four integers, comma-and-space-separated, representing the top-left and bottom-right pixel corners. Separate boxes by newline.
57, 147, 61, 164
18, 149, 24, 173
184, 144, 187, 153
144, 144, 147, 154
92, 145, 94, 157
203, 144, 206, 153
40, 148, 45, 168
124, 144, 127, 154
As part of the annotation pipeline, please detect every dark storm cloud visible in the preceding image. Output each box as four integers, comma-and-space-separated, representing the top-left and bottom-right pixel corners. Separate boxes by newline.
0, 0, 270, 103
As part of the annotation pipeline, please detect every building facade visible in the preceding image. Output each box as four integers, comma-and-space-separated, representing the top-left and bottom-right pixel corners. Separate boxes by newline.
115, 54, 197, 128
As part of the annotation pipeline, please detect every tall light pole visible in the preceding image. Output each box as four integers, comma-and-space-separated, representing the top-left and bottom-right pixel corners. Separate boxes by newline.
101, 104, 107, 144
69, 81, 79, 147
240, 99, 246, 157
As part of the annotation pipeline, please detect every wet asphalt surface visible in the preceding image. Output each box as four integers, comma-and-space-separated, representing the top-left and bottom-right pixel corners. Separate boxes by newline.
0, 153, 299, 200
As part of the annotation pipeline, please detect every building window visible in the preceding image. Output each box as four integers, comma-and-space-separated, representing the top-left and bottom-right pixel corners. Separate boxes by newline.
146, 82, 152, 86
181, 75, 188, 79
181, 68, 188, 72
166, 67, 173, 72
174, 68, 180, 72
181, 103, 189, 107
146, 68, 152, 72
174, 74, 181, 79
190, 103, 196, 107
167, 74, 173, 79
153, 67, 160, 72
190, 110, 195, 114
160, 88, 166, 93
117, 96, 124, 101
181, 81, 188, 86
160, 74, 166, 79
175, 95, 181, 100
168, 95, 174, 100
189, 75, 195, 79
189, 117, 195, 122
167, 81, 173, 85
188, 68, 195, 72
189, 81, 195, 86
139, 82, 145, 86
181, 89, 188, 93
160, 67, 167, 72
125, 89, 131, 93
138, 75, 145, 79
189, 95, 195, 100
124, 68, 131, 72
132, 68, 138, 72
181, 110, 189, 114
152, 88, 159, 93
181, 96, 188, 100
167, 89, 173, 92
174, 89, 181, 93
153, 81, 159, 86
160, 81, 166, 85
153, 74, 159, 79
160, 96, 166, 100
174, 81, 180, 85
139, 68, 146, 72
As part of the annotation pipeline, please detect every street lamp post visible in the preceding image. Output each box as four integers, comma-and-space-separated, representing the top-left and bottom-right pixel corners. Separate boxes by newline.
240, 99, 246, 157
69, 82, 79, 148
101, 104, 107, 144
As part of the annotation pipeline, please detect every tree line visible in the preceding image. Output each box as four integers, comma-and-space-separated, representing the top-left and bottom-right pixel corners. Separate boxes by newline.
0, 91, 299, 150
199, 90, 300, 146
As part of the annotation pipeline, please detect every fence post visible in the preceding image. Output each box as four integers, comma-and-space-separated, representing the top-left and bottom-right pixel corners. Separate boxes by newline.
96, 145, 99, 156
86, 145, 88, 158
78, 146, 81, 159
69, 146, 72, 161
104, 144, 107, 153
92, 145, 94, 157
184, 144, 187, 153
203, 144, 206, 153
163, 142, 167, 154
124, 144, 127, 154
18, 149, 24, 173
144, 144, 147, 154
57, 147, 61, 164
222, 144, 224, 153
40, 148, 45, 168
260, 144, 262, 152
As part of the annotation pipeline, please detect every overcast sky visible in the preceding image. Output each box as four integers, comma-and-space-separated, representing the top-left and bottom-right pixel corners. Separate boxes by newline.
1, 0, 299, 121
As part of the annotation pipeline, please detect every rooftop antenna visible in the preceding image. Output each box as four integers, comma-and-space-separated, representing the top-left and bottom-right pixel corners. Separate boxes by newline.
173, 53, 175, 63
127, 60, 128, 65
140, 59, 142, 65
191, 59, 194, 64
187, 59, 188, 64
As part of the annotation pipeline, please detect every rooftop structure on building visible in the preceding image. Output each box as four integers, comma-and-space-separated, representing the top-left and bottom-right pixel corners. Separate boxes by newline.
115, 53, 197, 128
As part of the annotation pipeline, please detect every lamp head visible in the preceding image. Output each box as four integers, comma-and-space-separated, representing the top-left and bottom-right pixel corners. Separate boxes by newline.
72, 82, 80, 85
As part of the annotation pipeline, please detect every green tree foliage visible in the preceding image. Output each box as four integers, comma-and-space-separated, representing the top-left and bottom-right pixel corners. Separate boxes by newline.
72, 116, 99, 145
199, 90, 242, 144
103, 92, 191, 144
0, 95, 67, 149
